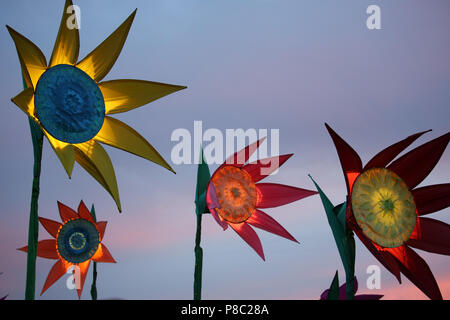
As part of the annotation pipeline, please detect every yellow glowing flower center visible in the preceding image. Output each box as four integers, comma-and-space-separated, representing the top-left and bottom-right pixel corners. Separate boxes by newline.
351, 167, 417, 248
211, 166, 257, 223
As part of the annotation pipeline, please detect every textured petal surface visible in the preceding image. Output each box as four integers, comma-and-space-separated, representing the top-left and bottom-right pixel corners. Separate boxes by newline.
49, 0, 79, 67
389, 245, 442, 300
58, 201, 79, 222
388, 132, 450, 189
74, 140, 121, 212
100, 79, 186, 114
39, 217, 62, 238
408, 217, 450, 255
325, 123, 362, 193
229, 222, 265, 260
43, 129, 75, 177
18, 239, 58, 260
246, 209, 298, 242
256, 183, 317, 208
92, 243, 116, 263
243, 154, 293, 183
6, 25, 47, 88
365, 130, 431, 170
10, 88, 37, 121
78, 200, 95, 223
41, 259, 70, 296
222, 137, 266, 168
413, 184, 450, 216
95, 116, 174, 173
76, 10, 136, 82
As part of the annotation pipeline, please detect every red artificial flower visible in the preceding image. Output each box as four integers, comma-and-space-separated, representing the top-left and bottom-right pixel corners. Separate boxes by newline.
206, 138, 317, 260
19, 201, 116, 299
326, 124, 450, 299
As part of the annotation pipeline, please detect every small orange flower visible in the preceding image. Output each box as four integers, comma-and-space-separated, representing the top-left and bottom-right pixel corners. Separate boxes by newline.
19, 201, 115, 299
206, 138, 317, 260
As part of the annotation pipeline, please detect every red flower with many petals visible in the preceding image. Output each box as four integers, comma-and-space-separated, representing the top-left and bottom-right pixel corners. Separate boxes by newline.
19, 201, 115, 299
325, 124, 450, 300
206, 138, 317, 260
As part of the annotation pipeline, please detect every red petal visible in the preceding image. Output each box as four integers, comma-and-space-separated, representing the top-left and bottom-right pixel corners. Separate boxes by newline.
39, 217, 62, 238
229, 222, 265, 260
388, 245, 442, 300
413, 184, 450, 216
57, 201, 78, 223
18, 239, 59, 260
78, 200, 95, 223
325, 124, 362, 193
41, 259, 70, 296
96, 221, 107, 240
247, 209, 298, 243
92, 243, 116, 263
242, 154, 293, 183
256, 183, 317, 208
388, 132, 450, 189
365, 130, 431, 170
221, 137, 266, 168
352, 227, 402, 283
407, 217, 450, 255
76, 260, 91, 299
206, 182, 228, 230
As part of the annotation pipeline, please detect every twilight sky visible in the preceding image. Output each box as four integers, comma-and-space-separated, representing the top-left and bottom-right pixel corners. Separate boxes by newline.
0, 0, 449, 300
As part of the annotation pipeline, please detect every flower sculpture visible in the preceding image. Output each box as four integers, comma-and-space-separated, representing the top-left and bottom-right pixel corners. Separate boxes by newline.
324, 123, 450, 300
320, 272, 383, 300
8, 0, 185, 211
19, 201, 115, 299
205, 138, 317, 260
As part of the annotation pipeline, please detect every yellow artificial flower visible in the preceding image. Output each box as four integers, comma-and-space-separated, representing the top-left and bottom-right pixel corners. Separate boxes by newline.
8, 0, 186, 211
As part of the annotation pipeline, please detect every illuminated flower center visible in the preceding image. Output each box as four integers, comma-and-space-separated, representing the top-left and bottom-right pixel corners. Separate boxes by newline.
211, 166, 257, 223
351, 168, 417, 248
35, 64, 105, 144
57, 219, 99, 264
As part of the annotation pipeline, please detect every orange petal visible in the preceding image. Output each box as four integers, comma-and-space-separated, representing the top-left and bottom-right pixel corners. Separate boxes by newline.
96, 221, 107, 240
57, 201, 79, 222
18, 240, 59, 260
41, 259, 70, 296
39, 217, 62, 238
92, 243, 116, 263
76, 260, 91, 299
77, 200, 95, 223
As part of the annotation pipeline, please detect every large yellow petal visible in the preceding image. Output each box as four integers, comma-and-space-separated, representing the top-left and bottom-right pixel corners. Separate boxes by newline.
10, 87, 38, 122
76, 10, 136, 83
74, 140, 121, 212
6, 25, 47, 89
94, 116, 175, 173
49, 0, 80, 67
99, 79, 187, 115
42, 129, 75, 178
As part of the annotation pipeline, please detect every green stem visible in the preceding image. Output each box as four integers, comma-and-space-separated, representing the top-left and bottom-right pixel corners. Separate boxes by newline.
193, 213, 203, 300
90, 262, 98, 300
25, 118, 43, 300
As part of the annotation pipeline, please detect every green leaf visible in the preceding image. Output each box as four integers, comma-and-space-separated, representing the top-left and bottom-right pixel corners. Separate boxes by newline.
195, 148, 211, 216
327, 271, 340, 300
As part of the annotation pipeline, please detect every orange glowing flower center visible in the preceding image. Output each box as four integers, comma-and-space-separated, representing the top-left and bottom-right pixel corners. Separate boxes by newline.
211, 166, 257, 223
351, 167, 417, 248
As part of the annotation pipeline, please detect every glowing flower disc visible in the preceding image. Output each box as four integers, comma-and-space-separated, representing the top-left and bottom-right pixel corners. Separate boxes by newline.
57, 219, 99, 264
211, 166, 257, 223
351, 168, 417, 248
35, 64, 105, 144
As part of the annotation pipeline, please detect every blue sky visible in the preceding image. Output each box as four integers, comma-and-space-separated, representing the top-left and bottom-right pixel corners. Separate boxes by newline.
0, 0, 449, 299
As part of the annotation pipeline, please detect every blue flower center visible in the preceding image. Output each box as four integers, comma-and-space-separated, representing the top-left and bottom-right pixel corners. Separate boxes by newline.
57, 219, 99, 263
34, 64, 105, 144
